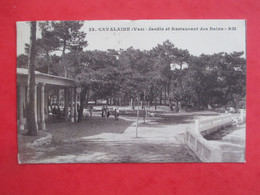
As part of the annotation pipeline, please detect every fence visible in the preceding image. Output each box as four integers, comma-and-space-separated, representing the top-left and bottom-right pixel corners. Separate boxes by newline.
186, 129, 222, 162
185, 110, 246, 162
195, 114, 233, 135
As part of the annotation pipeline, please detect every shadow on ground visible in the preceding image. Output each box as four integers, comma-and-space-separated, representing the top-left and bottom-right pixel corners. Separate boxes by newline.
46, 116, 134, 143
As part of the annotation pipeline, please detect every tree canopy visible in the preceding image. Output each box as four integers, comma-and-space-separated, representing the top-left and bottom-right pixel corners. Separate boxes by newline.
18, 21, 246, 114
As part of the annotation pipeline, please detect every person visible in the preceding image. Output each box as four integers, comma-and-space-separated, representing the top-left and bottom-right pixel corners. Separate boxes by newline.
229, 107, 235, 113
57, 106, 61, 114
101, 106, 105, 117
52, 106, 57, 116
105, 106, 110, 118
89, 105, 93, 117
115, 108, 119, 120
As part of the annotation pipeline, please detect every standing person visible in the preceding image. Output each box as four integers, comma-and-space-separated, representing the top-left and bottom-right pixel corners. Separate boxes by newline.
101, 106, 105, 117
89, 105, 93, 117
115, 108, 119, 120
105, 106, 110, 118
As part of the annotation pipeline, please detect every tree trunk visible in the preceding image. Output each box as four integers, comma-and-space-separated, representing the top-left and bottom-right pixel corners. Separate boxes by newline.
160, 90, 162, 105
154, 97, 157, 110
26, 21, 38, 136
46, 52, 51, 74
130, 98, 134, 109
61, 40, 67, 78
78, 87, 88, 122
164, 85, 167, 105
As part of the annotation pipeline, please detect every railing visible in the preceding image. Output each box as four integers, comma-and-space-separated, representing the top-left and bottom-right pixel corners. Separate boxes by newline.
186, 129, 222, 162
195, 114, 233, 133
185, 114, 232, 162
185, 109, 246, 162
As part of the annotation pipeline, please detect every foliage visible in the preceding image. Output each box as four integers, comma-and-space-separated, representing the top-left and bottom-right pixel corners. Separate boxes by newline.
18, 25, 246, 111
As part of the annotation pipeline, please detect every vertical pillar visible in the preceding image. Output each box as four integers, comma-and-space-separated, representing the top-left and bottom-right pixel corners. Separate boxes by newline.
64, 88, 69, 120
40, 83, 46, 130
34, 84, 38, 130
45, 88, 49, 118
70, 88, 74, 122
74, 88, 77, 122
57, 89, 60, 108
37, 86, 41, 123
18, 85, 25, 131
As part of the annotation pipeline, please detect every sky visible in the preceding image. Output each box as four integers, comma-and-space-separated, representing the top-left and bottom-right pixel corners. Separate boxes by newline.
17, 20, 246, 57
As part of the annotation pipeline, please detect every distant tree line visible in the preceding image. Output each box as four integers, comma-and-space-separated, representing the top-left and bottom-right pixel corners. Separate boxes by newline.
18, 21, 246, 121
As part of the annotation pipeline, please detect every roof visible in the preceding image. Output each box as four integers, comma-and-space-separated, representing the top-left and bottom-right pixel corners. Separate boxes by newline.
17, 68, 76, 87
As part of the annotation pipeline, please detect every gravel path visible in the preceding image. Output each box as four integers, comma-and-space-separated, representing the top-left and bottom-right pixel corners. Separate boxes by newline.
19, 111, 228, 164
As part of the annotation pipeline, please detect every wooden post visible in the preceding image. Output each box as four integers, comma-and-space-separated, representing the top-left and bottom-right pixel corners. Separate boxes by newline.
136, 99, 139, 138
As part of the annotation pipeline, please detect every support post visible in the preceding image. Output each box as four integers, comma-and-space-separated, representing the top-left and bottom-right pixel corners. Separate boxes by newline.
40, 84, 46, 130
34, 84, 38, 130
57, 89, 60, 107
70, 88, 74, 122
64, 88, 69, 120
74, 87, 77, 122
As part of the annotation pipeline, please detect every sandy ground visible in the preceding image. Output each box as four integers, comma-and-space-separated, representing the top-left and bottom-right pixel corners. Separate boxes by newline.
18, 111, 243, 163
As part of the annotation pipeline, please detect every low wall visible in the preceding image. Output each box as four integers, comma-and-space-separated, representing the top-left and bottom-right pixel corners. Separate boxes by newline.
185, 111, 246, 162
186, 129, 222, 162
195, 114, 233, 135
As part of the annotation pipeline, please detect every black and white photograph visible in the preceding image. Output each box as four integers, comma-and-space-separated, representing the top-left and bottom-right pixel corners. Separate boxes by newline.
17, 20, 246, 163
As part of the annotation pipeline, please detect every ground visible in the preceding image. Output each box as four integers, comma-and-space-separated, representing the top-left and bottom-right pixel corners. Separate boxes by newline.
204, 124, 246, 162
17, 107, 245, 163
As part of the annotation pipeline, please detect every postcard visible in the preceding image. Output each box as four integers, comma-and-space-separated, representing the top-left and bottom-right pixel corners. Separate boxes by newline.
17, 20, 246, 163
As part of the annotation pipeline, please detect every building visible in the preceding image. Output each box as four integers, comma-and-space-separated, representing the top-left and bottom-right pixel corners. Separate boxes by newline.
17, 68, 78, 132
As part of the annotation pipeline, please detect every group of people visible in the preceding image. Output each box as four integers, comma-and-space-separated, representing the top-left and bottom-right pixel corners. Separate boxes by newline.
54, 104, 119, 120
52, 106, 64, 119
101, 106, 120, 120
